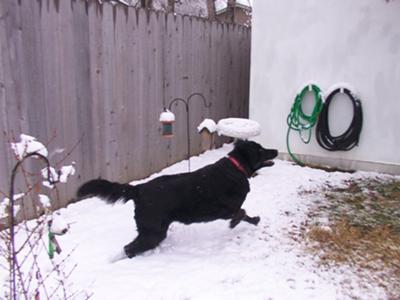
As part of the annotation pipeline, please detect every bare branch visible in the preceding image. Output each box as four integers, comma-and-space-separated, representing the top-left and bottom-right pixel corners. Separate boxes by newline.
2, 134, 87, 299
54, 133, 84, 166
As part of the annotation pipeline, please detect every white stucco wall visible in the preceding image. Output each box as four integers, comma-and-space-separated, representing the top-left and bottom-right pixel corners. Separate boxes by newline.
249, 0, 400, 173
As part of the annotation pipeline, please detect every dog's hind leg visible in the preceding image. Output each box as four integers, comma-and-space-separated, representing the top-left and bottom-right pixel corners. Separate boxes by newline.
123, 230, 167, 258
230, 209, 260, 228
123, 218, 169, 258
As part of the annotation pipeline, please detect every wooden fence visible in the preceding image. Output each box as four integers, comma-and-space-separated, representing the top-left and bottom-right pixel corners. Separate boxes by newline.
0, 0, 250, 220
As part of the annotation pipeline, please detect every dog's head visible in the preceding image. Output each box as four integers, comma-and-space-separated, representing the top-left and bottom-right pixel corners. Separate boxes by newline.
229, 140, 278, 174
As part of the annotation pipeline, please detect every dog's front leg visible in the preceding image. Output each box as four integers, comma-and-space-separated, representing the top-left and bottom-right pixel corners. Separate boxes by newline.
229, 209, 245, 228
229, 209, 260, 228
243, 214, 260, 226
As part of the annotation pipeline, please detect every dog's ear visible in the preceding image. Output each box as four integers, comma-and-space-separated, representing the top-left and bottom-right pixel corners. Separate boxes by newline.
234, 140, 259, 153
233, 140, 258, 161
234, 139, 256, 151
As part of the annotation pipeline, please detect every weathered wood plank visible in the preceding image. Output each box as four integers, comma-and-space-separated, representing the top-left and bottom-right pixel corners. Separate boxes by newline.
0, 0, 13, 196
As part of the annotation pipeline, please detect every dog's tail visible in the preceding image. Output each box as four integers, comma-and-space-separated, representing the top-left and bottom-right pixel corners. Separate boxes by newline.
77, 179, 138, 204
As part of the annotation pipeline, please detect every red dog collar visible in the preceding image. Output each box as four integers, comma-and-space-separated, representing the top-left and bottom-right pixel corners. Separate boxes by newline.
227, 156, 249, 177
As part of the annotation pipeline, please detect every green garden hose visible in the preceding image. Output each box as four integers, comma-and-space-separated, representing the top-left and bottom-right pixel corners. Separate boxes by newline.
286, 84, 324, 165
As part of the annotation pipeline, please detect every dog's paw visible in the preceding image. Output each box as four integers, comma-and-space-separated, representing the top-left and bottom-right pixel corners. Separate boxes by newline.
123, 244, 138, 259
251, 216, 260, 226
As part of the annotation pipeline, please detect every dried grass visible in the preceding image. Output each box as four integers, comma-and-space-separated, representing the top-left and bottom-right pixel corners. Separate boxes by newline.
300, 178, 400, 297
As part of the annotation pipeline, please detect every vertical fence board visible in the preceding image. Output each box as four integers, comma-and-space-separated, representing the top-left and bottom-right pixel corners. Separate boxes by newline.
101, 4, 116, 180
72, 0, 94, 190
0, 0, 13, 196
87, 1, 104, 180
113, 5, 126, 181
125, 8, 142, 179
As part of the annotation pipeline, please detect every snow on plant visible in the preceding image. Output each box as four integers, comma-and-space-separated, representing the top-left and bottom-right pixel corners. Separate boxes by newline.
0, 133, 90, 300
10, 134, 48, 160
0, 194, 24, 219
41, 163, 76, 189
38, 194, 51, 209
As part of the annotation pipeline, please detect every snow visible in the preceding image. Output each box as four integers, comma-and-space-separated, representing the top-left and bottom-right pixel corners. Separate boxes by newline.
217, 118, 261, 139
159, 109, 176, 122
41, 166, 59, 182
10, 134, 48, 160
39, 194, 51, 208
215, 0, 228, 13
0, 144, 394, 299
152, 0, 166, 11
236, 0, 252, 9
59, 164, 76, 183
197, 118, 217, 133
41, 164, 76, 188
215, 0, 252, 13
175, 0, 207, 18
323, 82, 359, 99
50, 214, 69, 235
1, 193, 25, 218
0, 203, 6, 219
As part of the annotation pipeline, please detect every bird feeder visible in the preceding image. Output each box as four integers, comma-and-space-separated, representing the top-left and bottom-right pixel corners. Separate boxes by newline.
159, 109, 176, 138
197, 119, 217, 152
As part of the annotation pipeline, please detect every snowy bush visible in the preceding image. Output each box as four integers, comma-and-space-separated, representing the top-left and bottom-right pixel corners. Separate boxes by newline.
0, 134, 89, 300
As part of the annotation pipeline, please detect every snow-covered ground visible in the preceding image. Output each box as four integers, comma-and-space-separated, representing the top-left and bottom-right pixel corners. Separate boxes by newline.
1, 144, 395, 299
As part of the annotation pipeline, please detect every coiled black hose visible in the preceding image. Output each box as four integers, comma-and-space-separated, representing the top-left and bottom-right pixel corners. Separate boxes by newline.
316, 87, 363, 151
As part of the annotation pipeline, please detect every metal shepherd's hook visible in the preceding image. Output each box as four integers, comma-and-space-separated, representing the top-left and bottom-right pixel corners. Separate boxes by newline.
167, 93, 211, 172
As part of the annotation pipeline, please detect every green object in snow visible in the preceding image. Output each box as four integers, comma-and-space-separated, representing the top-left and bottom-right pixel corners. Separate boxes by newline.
48, 231, 55, 259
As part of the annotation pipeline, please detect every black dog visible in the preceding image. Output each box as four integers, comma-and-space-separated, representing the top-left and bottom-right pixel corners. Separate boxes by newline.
77, 140, 278, 258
